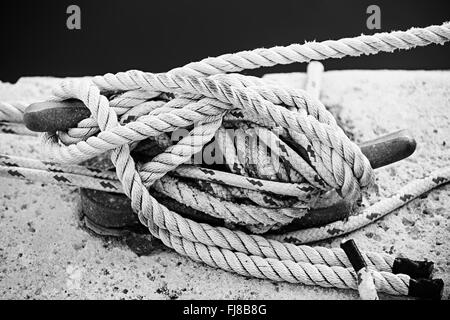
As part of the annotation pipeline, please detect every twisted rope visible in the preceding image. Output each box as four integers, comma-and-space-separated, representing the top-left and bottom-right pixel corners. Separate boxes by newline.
1, 22, 450, 297
0, 100, 29, 123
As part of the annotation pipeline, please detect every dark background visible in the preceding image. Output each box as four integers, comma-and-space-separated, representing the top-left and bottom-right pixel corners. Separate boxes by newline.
1, 0, 449, 82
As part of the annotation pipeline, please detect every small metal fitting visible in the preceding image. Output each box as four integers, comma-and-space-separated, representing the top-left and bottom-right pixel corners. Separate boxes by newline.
341, 239, 379, 300
392, 257, 434, 279
408, 278, 444, 300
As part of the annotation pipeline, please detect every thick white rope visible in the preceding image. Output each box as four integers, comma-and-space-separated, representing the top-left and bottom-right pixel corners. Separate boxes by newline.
2, 153, 448, 273
1, 22, 449, 296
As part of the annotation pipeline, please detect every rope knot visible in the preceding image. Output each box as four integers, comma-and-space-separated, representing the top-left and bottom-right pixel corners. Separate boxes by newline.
46, 68, 374, 225
7, 22, 450, 296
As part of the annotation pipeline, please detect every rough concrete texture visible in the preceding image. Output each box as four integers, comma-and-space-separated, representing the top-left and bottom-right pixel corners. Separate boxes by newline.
0, 71, 449, 300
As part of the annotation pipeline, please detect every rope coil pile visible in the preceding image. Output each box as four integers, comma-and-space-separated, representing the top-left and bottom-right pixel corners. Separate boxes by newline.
1, 22, 450, 298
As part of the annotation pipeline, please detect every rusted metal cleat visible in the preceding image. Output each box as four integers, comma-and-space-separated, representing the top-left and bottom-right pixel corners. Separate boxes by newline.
23, 99, 417, 240
24, 100, 91, 132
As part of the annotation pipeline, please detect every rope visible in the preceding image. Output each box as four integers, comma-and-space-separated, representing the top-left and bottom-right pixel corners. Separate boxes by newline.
0, 101, 29, 123
1, 22, 450, 297
2, 153, 446, 275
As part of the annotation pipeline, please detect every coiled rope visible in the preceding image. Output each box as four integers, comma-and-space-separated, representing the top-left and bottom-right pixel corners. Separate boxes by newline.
1, 22, 450, 297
